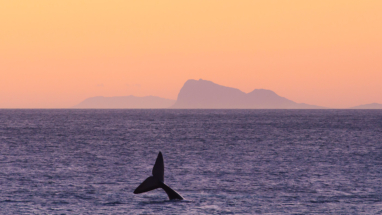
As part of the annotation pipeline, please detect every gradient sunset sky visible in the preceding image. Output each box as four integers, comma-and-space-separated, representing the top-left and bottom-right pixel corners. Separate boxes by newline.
1, 0, 381, 108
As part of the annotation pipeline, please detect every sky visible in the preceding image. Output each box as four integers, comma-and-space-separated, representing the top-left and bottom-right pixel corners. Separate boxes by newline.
1, 0, 381, 108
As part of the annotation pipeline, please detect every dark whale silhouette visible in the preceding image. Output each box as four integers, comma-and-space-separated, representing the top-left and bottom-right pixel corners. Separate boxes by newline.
133, 152, 184, 200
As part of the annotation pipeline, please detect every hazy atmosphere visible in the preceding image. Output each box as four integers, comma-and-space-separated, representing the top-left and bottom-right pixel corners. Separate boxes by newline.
2, 2, 382, 213
1, 1, 382, 108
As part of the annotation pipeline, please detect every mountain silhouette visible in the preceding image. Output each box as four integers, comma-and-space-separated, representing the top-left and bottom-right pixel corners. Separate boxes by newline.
171, 79, 324, 109
73, 95, 175, 109
350, 103, 382, 109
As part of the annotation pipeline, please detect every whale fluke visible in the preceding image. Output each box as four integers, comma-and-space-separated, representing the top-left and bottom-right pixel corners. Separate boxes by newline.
152, 152, 164, 182
133, 152, 183, 200
160, 181, 183, 200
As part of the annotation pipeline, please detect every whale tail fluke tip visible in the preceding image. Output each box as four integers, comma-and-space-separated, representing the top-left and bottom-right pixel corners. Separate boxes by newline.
152, 151, 164, 182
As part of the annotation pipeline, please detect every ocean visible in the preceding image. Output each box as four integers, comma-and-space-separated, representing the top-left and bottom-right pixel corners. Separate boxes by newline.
1, 109, 381, 214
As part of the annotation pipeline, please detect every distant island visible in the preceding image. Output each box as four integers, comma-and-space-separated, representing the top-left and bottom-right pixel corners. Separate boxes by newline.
73, 79, 381, 109
171, 79, 323, 109
73, 95, 175, 109
350, 103, 382, 109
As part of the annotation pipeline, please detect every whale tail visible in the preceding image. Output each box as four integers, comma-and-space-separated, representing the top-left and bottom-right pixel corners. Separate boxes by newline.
133, 152, 183, 200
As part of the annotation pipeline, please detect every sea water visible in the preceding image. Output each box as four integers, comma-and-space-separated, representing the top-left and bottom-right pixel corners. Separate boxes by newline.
0, 109, 381, 214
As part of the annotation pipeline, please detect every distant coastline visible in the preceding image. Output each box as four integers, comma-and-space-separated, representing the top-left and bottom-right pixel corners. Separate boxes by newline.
73, 95, 175, 109
72, 79, 382, 109
349, 103, 382, 109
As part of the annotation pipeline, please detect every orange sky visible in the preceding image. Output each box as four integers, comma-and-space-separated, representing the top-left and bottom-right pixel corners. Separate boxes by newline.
1, 0, 381, 108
